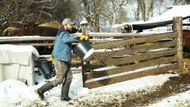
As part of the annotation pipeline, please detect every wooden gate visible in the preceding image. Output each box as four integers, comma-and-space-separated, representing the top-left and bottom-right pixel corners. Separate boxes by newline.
82, 17, 183, 88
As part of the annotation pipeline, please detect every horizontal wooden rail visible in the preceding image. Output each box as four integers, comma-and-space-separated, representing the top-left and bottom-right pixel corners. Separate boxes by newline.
85, 55, 177, 80
85, 64, 178, 88
91, 40, 176, 60
92, 32, 174, 49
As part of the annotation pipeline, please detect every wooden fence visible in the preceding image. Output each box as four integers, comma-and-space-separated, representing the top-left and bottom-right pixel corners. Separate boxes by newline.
82, 17, 183, 88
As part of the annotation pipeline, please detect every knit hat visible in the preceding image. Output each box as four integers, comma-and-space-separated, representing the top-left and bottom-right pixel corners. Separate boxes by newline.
62, 18, 74, 25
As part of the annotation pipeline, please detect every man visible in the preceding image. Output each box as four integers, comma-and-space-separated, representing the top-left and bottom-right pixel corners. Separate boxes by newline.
37, 18, 79, 101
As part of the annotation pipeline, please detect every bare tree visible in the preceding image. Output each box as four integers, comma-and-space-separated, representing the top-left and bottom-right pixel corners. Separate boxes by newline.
81, 0, 129, 32
174, 0, 186, 4
81, 0, 105, 32
137, 0, 153, 21
0, 0, 80, 35
109, 0, 128, 24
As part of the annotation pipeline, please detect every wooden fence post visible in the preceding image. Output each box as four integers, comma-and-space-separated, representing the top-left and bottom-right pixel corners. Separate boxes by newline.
173, 16, 183, 74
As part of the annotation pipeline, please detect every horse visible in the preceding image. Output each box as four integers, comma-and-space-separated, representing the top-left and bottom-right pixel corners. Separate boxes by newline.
3, 22, 38, 36
183, 30, 190, 52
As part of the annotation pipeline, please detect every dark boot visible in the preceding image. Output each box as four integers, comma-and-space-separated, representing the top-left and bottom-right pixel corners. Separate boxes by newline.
37, 83, 54, 100
61, 81, 71, 101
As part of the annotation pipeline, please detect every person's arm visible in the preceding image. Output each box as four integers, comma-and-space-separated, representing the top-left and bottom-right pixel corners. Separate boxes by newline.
62, 33, 79, 43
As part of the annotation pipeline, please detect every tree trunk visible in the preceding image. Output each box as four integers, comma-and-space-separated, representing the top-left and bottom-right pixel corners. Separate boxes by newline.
82, 0, 100, 32
138, 0, 153, 21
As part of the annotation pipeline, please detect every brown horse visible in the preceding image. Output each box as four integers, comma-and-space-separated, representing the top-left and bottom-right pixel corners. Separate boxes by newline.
3, 22, 38, 36
183, 30, 190, 52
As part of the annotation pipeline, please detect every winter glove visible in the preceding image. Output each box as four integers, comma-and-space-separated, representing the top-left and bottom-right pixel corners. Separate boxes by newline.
84, 36, 89, 40
80, 35, 89, 41
47, 56, 54, 64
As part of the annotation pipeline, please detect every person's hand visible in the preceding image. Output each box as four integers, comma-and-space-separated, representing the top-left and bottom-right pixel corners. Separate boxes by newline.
84, 36, 89, 40
80, 35, 89, 41
47, 56, 54, 64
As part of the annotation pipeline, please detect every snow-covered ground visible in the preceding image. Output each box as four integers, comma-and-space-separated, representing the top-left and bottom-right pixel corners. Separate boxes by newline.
0, 71, 190, 107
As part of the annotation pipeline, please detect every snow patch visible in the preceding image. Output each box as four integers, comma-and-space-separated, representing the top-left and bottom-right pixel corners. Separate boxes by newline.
0, 80, 40, 107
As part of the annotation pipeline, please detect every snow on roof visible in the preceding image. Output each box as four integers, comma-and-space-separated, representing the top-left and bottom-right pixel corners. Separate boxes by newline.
148, 5, 190, 22
114, 5, 190, 28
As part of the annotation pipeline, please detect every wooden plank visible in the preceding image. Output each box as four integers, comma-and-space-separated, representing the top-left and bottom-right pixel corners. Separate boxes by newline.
92, 49, 177, 65
129, 41, 176, 53
0, 36, 55, 43
92, 32, 174, 49
90, 38, 122, 43
85, 55, 177, 80
91, 41, 176, 60
83, 64, 106, 71
173, 17, 184, 74
74, 32, 173, 38
0, 32, 172, 43
108, 49, 177, 66
3, 43, 54, 46
84, 64, 177, 88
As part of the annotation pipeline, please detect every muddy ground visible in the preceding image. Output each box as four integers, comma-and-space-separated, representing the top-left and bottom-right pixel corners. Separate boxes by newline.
66, 73, 190, 107
122, 73, 190, 107
23, 73, 190, 107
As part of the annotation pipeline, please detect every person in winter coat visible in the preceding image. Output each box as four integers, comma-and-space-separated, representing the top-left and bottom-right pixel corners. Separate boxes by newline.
36, 18, 79, 101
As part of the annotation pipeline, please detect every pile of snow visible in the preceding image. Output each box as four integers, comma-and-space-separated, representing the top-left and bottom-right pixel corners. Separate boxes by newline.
0, 80, 40, 107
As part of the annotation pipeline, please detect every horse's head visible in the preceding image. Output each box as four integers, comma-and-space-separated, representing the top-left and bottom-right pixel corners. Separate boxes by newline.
23, 22, 38, 35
